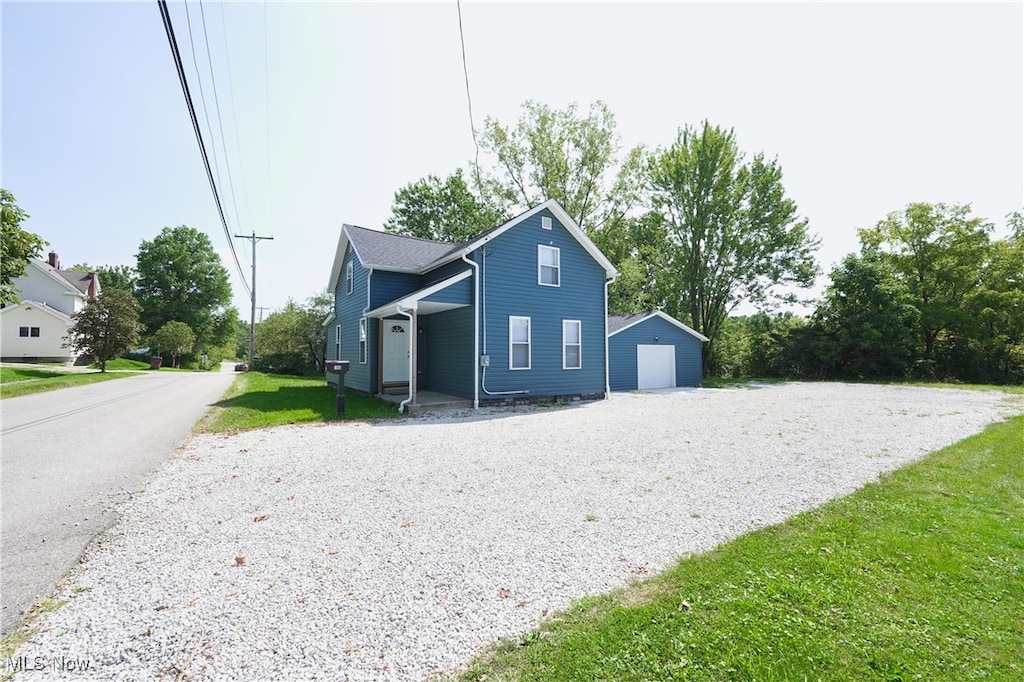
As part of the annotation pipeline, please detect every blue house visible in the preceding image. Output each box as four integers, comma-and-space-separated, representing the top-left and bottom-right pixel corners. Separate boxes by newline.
607, 311, 709, 390
325, 200, 618, 411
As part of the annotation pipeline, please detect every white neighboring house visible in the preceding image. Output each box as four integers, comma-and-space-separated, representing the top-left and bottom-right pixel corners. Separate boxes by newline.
0, 252, 101, 364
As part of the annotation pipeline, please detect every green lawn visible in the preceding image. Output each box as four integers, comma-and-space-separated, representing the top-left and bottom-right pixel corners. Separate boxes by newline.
460, 414, 1024, 681
201, 371, 397, 431
0, 367, 141, 399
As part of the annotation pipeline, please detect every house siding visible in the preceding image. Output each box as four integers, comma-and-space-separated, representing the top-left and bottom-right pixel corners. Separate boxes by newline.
371, 271, 422, 309
0, 304, 74, 362
422, 277, 471, 305
332, 245, 377, 393
418, 306, 474, 398
609, 316, 704, 390
475, 208, 607, 398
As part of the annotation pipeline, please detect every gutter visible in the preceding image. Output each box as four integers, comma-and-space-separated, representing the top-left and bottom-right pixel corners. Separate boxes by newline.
604, 274, 617, 397
397, 306, 414, 414
460, 253, 480, 408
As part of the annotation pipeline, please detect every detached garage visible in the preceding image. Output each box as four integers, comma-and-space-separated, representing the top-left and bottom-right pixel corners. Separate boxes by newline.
608, 311, 709, 391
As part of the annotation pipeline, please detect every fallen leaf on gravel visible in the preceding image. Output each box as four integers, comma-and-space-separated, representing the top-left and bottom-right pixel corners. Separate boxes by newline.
328, 550, 339, 556
541, 609, 549, 617
631, 565, 648, 575
287, 495, 295, 501
498, 588, 511, 599
400, 520, 412, 528
253, 515, 270, 522
275, 477, 283, 483
235, 556, 245, 566
516, 600, 529, 608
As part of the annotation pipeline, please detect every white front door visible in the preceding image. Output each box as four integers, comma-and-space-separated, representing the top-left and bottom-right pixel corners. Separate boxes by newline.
382, 320, 410, 383
637, 344, 675, 389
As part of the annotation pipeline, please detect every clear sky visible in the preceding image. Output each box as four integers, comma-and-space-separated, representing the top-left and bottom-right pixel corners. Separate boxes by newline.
3, 1, 1022, 318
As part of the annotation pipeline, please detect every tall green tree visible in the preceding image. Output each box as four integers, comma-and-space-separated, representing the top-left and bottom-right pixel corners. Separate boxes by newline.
255, 293, 333, 372
70, 264, 138, 297
475, 100, 643, 236
858, 203, 991, 362
1, 188, 47, 304
151, 321, 196, 368
385, 169, 501, 242
135, 226, 233, 349
645, 122, 819, 370
64, 289, 143, 372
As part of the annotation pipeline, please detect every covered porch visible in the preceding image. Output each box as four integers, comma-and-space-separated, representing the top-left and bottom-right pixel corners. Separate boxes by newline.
365, 270, 476, 412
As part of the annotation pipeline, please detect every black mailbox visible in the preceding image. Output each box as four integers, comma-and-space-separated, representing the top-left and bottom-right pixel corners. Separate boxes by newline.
325, 360, 350, 415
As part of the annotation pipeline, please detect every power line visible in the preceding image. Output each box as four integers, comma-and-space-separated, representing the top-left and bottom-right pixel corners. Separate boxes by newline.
217, 0, 254, 236
263, 0, 274, 233
456, 0, 481, 179
157, 0, 250, 299
197, 0, 246, 242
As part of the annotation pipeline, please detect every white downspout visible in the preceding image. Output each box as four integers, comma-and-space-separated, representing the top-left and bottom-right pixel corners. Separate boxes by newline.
397, 307, 415, 414
461, 252, 480, 408
604, 274, 617, 398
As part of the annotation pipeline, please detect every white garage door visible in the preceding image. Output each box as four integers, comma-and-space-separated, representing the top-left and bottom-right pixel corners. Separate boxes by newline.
637, 344, 676, 390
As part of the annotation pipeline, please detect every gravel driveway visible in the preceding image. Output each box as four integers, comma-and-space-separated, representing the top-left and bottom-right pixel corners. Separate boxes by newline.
10, 383, 1017, 680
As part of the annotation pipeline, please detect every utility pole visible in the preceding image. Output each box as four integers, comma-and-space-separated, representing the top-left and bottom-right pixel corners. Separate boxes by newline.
234, 231, 274, 367
256, 306, 271, 323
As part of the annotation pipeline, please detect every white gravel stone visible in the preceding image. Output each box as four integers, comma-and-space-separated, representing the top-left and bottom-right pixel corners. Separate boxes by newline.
11, 383, 1019, 680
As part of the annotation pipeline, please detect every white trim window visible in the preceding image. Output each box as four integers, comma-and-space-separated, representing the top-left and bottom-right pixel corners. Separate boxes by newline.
358, 318, 367, 364
563, 320, 581, 369
19, 326, 40, 338
509, 316, 531, 370
345, 261, 354, 295
538, 245, 560, 287
335, 324, 342, 360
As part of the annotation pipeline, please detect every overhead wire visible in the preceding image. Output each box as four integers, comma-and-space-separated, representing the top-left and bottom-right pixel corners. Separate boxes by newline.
456, 0, 481, 185
217, 0, 254, 239
157, 0, 251, 299
263, 0, 273, 232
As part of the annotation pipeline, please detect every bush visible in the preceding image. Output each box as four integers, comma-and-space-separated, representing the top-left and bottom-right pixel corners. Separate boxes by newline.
252, 352, 318, 377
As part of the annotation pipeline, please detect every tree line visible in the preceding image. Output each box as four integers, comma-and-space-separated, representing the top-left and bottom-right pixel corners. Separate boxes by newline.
383, 101, 1022, 384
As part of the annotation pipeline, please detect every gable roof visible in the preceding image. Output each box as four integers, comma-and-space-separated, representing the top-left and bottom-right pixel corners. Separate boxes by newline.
29, 260, 100, 296
608, 310, 709, 342
0, 299, 75, 324
327, 199, 617, 290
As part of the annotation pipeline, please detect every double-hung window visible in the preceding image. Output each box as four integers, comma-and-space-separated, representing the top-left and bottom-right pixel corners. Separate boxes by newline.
510, 316, 531, 370
563, 320, 581, 369
345, 262, 354, 295
538, 245, 560, 287
335, 324, 342, 360
358, 318, 367, 364
19, 326, 40, 338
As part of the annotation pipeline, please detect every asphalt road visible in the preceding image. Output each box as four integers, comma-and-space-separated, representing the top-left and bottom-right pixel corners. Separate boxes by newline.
1, 366, 237, 635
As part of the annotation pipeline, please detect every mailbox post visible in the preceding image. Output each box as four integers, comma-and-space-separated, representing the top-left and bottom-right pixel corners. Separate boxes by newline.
325, 360, 350, 415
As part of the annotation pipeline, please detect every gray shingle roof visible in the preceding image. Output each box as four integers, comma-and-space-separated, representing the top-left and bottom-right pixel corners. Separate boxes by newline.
344, 224, 462, 271
607, 312, 654, 335
35, 260, 95, 294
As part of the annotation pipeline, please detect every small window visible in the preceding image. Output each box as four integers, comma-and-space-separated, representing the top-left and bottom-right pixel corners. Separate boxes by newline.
335, 324, 342, 360
563, 320, 581, 369
541, 216, 552, 230
19, 326, 29, 337
345, 261, 354, 295
538, 245, 560, 287
359, 318, 367, 364
509, 316, 531, 370
30, 327, 40, 338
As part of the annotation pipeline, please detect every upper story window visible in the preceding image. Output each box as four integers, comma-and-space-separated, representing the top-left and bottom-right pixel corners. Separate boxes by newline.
538, 245, 560, 287
345, 261, 354, 295
19, 326, 40, 338
510, 316, 531, 370
563, 320, 581, 369
541, 216, 552, 230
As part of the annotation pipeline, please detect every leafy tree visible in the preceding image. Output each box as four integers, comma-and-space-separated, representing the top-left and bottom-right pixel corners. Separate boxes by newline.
645, 122, 819, 370
814, 253, 920, 379
151, 321, 196, 368
135, 226, 232, 349
1, 188, 47, 304
70, 264, 138, 297
858, 203, 991, 364
475, 100, 643, 235
385, 169, 502, 242
255, 293, 333, 373
64, 289, 143, 372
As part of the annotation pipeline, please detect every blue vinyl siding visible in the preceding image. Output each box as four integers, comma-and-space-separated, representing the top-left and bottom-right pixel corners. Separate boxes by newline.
332, 245, 376, 393
608, 316, 704, 390
371, 271, 422, 309
476, 209, 607, 398
418, 306, 474, 398
423, 277, 471, 305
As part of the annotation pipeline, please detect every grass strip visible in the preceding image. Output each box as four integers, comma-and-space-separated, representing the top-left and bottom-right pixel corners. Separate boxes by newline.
0, 371, 140, 399
201, 371, 397, 431
459, 414, 1024, 681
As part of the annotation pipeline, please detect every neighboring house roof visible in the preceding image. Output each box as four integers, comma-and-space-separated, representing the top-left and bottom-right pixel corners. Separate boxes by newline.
0, 300, 75, 324
29, 260, 101, 297
608, 311, 710, 342
327, 199, 618, 291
